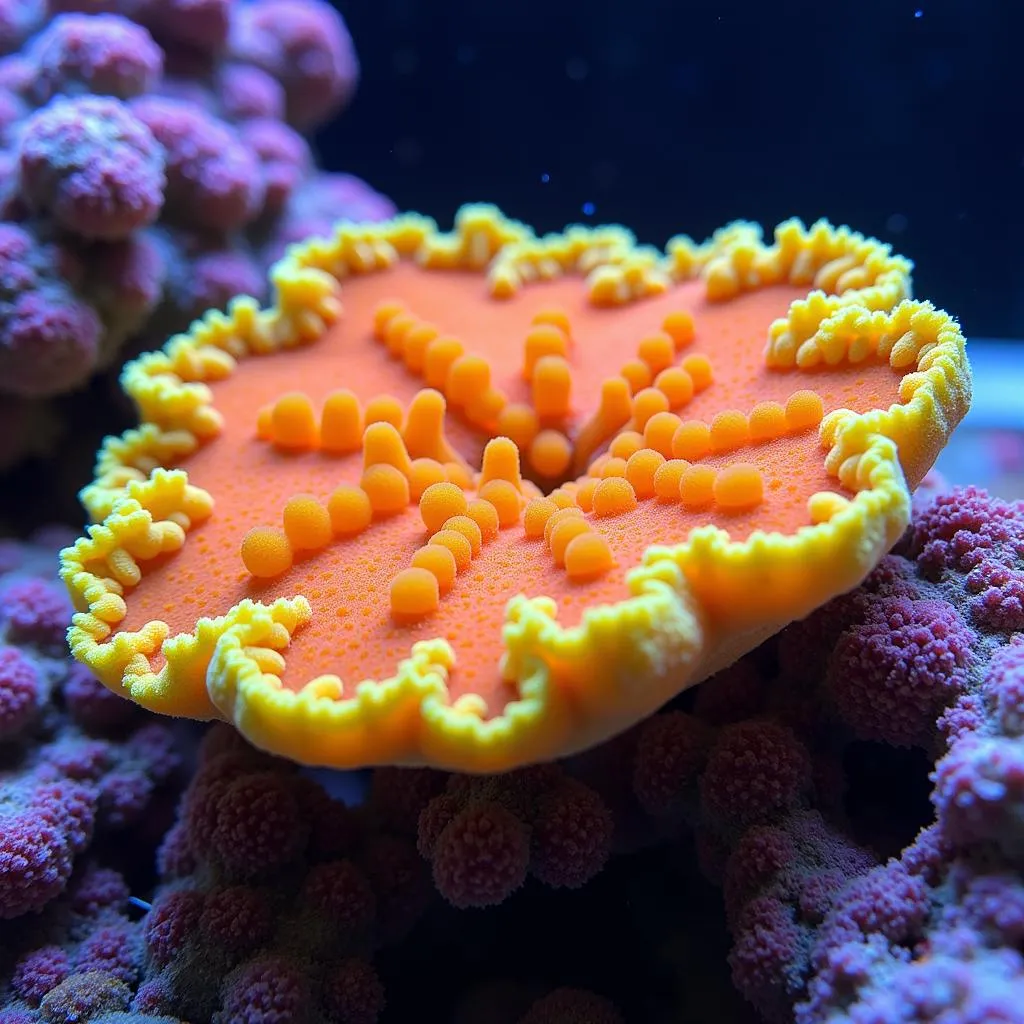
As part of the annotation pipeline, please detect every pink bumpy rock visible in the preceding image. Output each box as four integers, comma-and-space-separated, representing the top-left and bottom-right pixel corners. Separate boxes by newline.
700, 721, 812, 826
1, 576, 72, 646
828, 597, 975, 747
0, 643, 40, 737
429, 801, 531, 909
130, 95, 264, 232
229, 0, 359, 130
18, 94, 165, 239
27, 13, 163, 103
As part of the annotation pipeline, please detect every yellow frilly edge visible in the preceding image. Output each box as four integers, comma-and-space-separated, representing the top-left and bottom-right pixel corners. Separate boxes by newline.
61, 206, 971, 771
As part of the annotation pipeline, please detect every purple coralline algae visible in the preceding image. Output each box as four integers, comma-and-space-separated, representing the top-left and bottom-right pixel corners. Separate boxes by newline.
0, 0, 393, 465
5, 475, 1024, 1017
0, 529, 181, 924
690, 485, 1024, 1021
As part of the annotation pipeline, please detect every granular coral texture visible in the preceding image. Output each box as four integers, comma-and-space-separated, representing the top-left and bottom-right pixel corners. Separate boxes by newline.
0, 0, 392, 472
0, 530, 182, 923
417, 766, 613, 908
127, 726, 431, 1024
0, 858, 150, 1020
636, 485, 1024, 1023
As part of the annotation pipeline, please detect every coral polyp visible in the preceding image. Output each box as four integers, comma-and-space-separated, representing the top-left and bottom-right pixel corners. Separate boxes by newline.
61, 205, 971, 771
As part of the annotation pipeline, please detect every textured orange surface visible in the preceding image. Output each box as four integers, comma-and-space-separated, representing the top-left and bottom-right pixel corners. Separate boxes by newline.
114, 269, 907, 716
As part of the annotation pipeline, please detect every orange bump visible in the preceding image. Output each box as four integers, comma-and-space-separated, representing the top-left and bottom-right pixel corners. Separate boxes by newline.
282, 494, 332, 551
544, 506, 585, 547
442, 514, 483, 557
466, 499, 500, 542
429, 528, 472, 571
390, 567, 440, 620
464, 387, 506, 430
643, 411, 682, 457
364, 395, 404, 429
270, 392, 318, 450
530, 429, 572, 479
632, 388, 670, 432
661, 310, 695, 350
532, 355, 572, 420
361, 464, 410, 516
564, 532, 615, 581
598, 457, 628, 479
575, 376, 634, 468
531, 307, 572, 338
411, 544, 457, 594
713, 463, 764, 511
549, 517, 592, 567
524, 497, 559, 538
408, 458, 448, 500
608, 430, 645, 461
383, 313, 417, 358
363, 422, 412, 475
626, 448, 666, 499
709, 410, 751, 453
420, 481, 468, 533
241, 526, 292, 579
327, 485, 372, 536
637, 333, 675, 375
479, 437, 523, 491
808, 490, 850, 524
402, 322, 440, 373
523, 324, 569, 379
478, 479, 521, 528
681, 353, 713, 391
785, 389, 825, 431
320, 390, 363, 454
256, 405, 272, 440
672, 420, 712, 461
423, 336, 464, 389
372, 299, 405, 340
748, 400, 787, 441
446, 354, 491, 408
620, 359, 652, 394
497, 403, 540, 450
597, 377, 633, 424
445, 462, 473, 489
679, 465, 717, 509
592, 477, 638, 518
404, 389, 456, 463
548, 489, 577, 509
653, 459, 690, 501
655, 367, 695, 408
575, 477, 598, 512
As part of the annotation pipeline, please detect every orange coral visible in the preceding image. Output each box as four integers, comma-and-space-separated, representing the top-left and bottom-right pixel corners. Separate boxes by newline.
60, 205, 971, 771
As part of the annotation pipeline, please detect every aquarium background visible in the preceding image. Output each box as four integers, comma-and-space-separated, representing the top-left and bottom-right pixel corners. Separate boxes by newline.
331, 0, 1016, 339
329, 0, 1022, 495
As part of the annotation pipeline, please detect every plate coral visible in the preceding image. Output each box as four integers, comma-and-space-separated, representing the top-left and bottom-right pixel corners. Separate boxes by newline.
60, 205, 972, 771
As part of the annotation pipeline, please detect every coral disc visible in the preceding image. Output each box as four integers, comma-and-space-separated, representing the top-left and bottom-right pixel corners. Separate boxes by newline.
61, 205, 971, 771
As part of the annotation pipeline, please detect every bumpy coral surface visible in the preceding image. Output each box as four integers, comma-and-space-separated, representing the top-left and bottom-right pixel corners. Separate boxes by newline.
417, 764, 613, 907
0, 529, 181, 926
648, 484, 1024, 1023
60, 205, 971, 772
65, 726, 425, 1023
13, 485, 1024, 1024
0, 0, 391, 419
